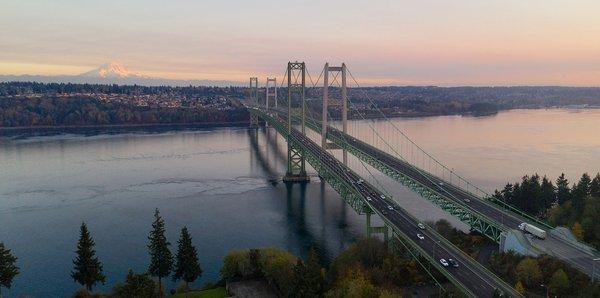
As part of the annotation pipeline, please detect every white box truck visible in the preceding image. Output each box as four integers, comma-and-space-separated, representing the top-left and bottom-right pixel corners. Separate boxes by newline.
518, 223, 547, 239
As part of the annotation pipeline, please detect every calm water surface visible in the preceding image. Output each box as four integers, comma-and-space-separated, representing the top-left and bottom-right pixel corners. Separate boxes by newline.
1, 108, 599, 297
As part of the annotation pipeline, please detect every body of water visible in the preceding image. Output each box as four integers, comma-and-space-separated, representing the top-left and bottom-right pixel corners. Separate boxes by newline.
1, 108, 599, 297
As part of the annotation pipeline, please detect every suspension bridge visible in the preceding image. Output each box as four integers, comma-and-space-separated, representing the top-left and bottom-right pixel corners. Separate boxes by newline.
244, 61, 600, 297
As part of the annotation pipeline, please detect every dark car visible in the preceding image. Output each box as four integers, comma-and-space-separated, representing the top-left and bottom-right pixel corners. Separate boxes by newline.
448, 258, 459, 268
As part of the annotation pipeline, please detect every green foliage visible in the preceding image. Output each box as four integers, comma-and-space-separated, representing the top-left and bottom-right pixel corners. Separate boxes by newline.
324, 266, 378, 298
516, 258, 541, 287
496, 172, 600, 249
219, 247, 297, 295
170, 287, 227, 298
514, 281, 525, 295
433, 219, 487, 258
0, 242, 19, 293
490, 251, 596, 297
147, 208, 173, 295
548, 269, 569, 295
173, 227, 202, 287
289, 249, 324, 298
112, 269, 157, 298
71, 222, 105, 291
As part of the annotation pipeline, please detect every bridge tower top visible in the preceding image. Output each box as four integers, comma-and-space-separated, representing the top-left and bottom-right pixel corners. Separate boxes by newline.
286, 61, 306, 135
322, 63, 347, 147
249, 77, 259, 104
265, 77, 277, 109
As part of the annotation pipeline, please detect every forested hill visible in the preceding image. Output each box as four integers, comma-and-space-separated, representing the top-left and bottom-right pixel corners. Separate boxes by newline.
2, 82, 600, 128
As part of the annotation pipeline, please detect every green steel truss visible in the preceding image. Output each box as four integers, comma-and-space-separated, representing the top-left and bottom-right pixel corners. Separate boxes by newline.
291, 112, 507, 243
286, 141, 306, 176
249, 107, 520, 298
251, 108, 367, 214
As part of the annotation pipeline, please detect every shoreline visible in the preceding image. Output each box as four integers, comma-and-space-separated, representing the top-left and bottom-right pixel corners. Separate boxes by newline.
0, 106, 594, 134
0, 121, 251, 132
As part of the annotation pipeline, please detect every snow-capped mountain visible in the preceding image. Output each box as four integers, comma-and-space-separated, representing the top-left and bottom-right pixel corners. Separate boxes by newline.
79, 62, 147, 79
0, 62, 240, 87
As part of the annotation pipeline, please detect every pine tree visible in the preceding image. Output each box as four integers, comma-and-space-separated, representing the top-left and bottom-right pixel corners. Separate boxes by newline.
590, 173, 600, 198
71, 222, 105, 291
539, 176, 555, 212
0, 242, 19, 297
147, 208, 173, 297
173, 227, 202, 293
556, 173, 570, 205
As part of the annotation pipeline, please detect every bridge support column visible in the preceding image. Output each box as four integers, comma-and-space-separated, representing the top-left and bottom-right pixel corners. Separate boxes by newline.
322, 63, 348, 165
249, 77, 260, 127
366, 212, 389, 242
283, 142, 310, 182
283, 61, 310, 183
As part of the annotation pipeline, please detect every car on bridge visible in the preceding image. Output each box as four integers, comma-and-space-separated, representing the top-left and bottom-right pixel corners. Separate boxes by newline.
416, 233, 425, 240
366, 196, 372, 201
387, 205, 394, 210
440, 259, 449, 267
448, 259, 459, 268
418, 223, 426, 230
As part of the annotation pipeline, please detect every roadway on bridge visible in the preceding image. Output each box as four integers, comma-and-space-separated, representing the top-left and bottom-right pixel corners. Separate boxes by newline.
279, 108, 599, 280
260, 109, 520, 297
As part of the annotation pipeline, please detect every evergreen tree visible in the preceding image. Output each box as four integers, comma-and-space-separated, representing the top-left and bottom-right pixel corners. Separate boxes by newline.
147, 208, 173, 297
539, 176, 555, 212
590, 173, 600, 198
0, 242, 19, 297
556, 173, 571, 205
173, 227, 202, 292
71, 222, 105, 291
572, 173, 592, 213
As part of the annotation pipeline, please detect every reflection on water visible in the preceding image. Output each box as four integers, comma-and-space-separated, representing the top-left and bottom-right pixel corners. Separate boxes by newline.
1, 108, 599, 297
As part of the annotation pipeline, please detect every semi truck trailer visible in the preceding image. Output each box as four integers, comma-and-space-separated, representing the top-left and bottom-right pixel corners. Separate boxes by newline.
518, 223, 547, 239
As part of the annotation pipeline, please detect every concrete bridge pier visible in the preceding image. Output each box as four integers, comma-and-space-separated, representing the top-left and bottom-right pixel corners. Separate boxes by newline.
366, 211, 389, 242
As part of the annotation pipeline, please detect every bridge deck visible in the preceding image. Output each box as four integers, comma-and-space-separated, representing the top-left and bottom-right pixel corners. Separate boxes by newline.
286, 109, 599, 279
252, 107, 520, 297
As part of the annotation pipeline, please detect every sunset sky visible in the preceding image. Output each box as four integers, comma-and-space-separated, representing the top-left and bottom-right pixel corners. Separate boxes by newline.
2, 0, 600, 86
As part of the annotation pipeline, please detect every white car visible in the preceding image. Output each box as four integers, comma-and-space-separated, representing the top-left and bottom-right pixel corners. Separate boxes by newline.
464, 198, 471, 203
366, 196, 372, 201
440, 258, 449, 267
438, 182, 445, 186
418, 223, 426, 230
387, 205, 394, 210
380, 194, 386, 199
357, 179, 364, 184
416, 233, 425, 240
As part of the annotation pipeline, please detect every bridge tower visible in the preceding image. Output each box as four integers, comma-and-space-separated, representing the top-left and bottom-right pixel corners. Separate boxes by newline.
322, 63, 348, 165
283, 62, 310, 183
249, 77, 259, 127
265, 77, 277, 109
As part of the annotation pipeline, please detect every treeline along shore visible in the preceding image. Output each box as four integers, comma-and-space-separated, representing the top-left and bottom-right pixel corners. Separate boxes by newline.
2, 82, 600, 130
